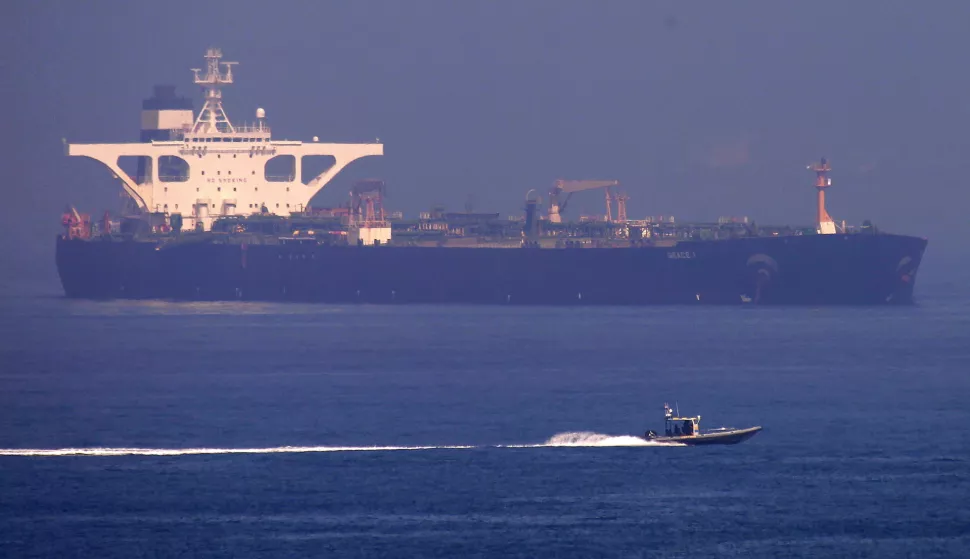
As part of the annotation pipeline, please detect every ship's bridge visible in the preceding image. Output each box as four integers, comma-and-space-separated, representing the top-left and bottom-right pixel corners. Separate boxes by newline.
181, 127, 272, 142
66, 48, 383, 231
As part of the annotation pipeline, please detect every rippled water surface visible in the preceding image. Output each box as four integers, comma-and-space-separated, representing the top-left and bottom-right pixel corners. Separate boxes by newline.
1, 280, 968, 557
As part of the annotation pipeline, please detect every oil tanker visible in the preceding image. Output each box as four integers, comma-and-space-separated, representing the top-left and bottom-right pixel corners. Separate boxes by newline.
57, 49, 927, 305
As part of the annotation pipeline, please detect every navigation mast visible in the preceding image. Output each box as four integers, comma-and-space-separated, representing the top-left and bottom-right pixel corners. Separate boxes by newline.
191, 48, 237, 134
808, 157, 836, 235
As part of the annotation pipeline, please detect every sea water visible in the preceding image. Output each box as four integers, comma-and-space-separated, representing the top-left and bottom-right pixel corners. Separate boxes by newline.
1, 278, 968, 557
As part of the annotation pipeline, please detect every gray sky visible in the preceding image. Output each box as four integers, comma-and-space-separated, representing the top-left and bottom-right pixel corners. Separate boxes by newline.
3, 0, 968, 281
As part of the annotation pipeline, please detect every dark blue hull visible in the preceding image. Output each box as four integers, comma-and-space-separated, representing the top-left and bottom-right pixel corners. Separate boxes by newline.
646, 426, 763, 446
55, 233, 927, 305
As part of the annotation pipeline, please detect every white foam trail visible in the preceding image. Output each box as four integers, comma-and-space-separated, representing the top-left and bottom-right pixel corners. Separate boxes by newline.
0, 445, 475, 457
0, 432, 683, 457
504, 431, 685, 448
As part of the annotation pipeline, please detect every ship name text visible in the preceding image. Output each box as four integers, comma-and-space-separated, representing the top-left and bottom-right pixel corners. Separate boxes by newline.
206, 178, 249, 184
667, 251, 697, 259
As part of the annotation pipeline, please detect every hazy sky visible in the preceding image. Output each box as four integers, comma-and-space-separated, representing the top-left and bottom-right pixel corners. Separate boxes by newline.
3, 1, 968, 280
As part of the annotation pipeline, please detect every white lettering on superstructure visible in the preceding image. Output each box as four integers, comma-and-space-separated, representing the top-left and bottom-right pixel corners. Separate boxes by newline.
206, 178, 249, 184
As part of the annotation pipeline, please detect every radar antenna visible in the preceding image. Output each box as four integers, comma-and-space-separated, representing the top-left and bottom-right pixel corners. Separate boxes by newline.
191, 48, 237, 134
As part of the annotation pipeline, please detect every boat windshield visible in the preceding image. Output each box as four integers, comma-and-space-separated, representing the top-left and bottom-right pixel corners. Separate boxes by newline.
664, 414, 701, 436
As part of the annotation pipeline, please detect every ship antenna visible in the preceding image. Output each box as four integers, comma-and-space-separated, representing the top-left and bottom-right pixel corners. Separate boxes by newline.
191, 47, 237, 134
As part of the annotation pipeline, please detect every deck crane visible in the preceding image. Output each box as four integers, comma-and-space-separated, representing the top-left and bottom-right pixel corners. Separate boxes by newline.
547, 179, 619, 223
61, 205, 92, 240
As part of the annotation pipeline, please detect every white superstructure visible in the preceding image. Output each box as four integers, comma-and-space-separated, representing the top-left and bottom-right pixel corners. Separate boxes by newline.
68, 48, 383, 231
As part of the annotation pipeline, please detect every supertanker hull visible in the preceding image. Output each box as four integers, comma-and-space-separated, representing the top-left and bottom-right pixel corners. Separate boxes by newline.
56, 233, 927, 305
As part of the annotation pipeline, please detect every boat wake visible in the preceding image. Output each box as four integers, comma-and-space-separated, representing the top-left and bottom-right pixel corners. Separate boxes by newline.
0, 445, 476, 457
509, 431, 685, 448
0, 432, 682, 457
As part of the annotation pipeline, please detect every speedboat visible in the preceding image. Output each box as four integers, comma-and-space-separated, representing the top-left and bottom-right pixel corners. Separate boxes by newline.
640, 403, 762, 446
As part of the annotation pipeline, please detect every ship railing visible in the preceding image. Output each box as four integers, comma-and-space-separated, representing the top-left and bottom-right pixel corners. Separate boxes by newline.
170, 127, 272, 140
176, 135, 273, 142
231, 124, 273, 134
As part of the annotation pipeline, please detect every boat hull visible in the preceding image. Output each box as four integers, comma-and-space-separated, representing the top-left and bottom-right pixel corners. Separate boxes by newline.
647, 426, 763, 446
55, 232, 927, 305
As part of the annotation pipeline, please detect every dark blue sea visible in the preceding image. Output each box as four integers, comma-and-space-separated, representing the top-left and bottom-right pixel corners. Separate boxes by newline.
1, 275, 969, 558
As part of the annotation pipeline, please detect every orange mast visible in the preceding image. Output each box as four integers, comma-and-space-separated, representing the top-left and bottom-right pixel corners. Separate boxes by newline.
808, 157, 836, 234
